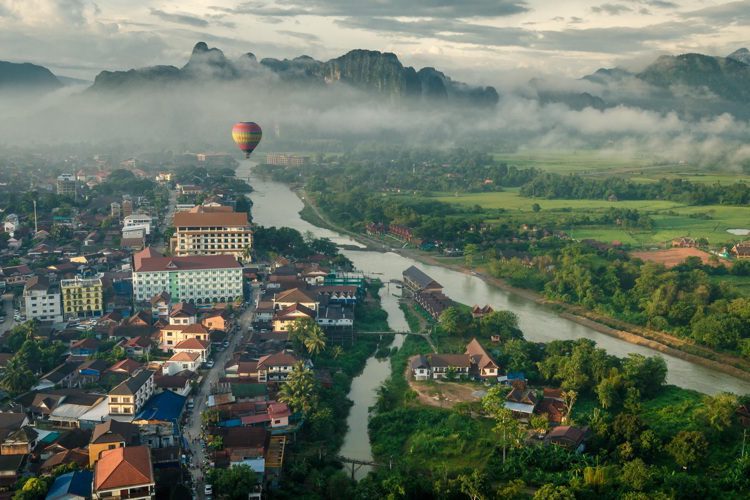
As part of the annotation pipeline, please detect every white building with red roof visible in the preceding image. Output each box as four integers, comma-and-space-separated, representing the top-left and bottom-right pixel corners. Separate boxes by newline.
132, 247, 243, 305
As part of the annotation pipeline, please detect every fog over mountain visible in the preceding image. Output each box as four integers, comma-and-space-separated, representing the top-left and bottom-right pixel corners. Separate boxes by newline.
1, 42, 750, 170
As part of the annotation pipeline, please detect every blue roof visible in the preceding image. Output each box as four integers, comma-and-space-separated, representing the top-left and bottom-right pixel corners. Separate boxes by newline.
46, 471, 93, 500
136, 390, 186, 424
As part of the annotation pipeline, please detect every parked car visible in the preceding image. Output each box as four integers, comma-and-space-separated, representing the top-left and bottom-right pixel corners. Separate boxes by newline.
206, 360, 215, 368
204, 484, 213, 496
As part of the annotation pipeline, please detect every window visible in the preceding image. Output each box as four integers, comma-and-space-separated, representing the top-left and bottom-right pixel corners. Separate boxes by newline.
111, 397, 118, 403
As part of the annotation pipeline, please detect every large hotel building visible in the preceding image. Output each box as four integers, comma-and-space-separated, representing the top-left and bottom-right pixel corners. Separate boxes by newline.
171, 206, 252, 260
132, 248, 243, 305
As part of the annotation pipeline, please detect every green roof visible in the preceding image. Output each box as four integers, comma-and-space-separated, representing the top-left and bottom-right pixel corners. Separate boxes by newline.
231, 383, 267, 398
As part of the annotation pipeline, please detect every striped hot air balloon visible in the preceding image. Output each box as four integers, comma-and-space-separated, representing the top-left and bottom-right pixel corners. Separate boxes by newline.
231, 122, 262, 158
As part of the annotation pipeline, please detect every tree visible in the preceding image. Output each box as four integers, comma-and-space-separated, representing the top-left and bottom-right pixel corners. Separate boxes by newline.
278, 362, 318, 414
208, 465, 258, 500
289, 318, 327, 357
694, 392, 739, 434
482, 386, 522, 463
464, 243, 479, 269
666, 431, 708, 469
330, 345, 344, 359
438, 307, 473, 336
14, 477, 49, 500
621, 353, 667, 398
206, 435, 223, 450
201, 409, 220, 426
479, 310, 520, 341
532, 203, 541, 212
1, 357, 37, 396
620, 458, 653, 492
533, 484, 575, 500
456, 470, 489, 500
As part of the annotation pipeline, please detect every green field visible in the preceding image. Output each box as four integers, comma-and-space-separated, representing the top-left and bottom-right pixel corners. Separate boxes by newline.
432, 189, 750, 248
494, 149, 750, 184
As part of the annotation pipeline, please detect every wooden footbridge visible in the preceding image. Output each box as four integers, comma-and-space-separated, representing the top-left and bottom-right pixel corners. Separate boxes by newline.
337, 456, 393, 480
354, 330, 437, 352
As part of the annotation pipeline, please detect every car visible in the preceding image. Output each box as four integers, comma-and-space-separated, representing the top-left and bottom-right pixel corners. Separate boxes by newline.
206, 360, 215, 368
204, 485, 213, 495
223, 341, 230, 348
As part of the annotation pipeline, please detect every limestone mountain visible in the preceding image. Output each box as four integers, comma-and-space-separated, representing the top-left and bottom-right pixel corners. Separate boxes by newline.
89, 42, 498, 106
0, 60, 61, 91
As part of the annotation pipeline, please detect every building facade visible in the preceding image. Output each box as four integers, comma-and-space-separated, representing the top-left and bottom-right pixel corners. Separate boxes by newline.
171, 206, 253, 260
123, 214, 152, 235
108, 370, 155, 416
60, 276, 103, 318
56, 174, 76, 196
133, 248, 243, 304
23, 276, 63, 323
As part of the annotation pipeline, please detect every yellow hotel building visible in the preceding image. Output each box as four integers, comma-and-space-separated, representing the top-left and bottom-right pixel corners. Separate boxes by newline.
60, 276, 104, 318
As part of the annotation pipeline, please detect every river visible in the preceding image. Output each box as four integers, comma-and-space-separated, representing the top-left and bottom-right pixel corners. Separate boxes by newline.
240, 162, 750, 473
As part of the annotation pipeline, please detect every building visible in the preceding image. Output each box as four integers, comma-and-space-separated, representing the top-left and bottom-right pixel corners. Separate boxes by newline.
46, 470, 94, 500
732, 242, 750, 259
108, 370, 156, 416
23, 276, 63, 323
402, 266, 442, 292
56, 174, 76, 196
265, 153, 310, 166
171, 206, 253, 260
61, 276, 103, 319
3, 214, 19, 238
88, 420, 140, 466
132, 248, 243, 305
111, 202, 121, 219
123, 214, 152, 235
409, 339, 499, 380
257, 351, 306, 383
93, 446, 155, 499
121, 199, 133, 218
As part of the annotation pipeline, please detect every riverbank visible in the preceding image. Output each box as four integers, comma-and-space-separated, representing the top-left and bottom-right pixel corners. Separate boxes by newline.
295, 186, 750, 383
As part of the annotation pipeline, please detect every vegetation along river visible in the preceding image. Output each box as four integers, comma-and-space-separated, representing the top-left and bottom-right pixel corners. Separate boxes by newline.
240, 162, 750, 475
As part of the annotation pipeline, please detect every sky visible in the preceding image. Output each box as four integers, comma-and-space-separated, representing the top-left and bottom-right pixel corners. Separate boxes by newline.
0, 0, 748, 84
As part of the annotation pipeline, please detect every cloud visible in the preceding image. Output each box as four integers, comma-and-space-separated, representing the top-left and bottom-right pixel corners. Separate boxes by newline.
591, 4, 632, 15
150, 8, 209, 28
219, 0, 529, 19
0, 0, 91, 26
682, 1, 750, 23
336, 16, 709, 54
277, 30, 320, 43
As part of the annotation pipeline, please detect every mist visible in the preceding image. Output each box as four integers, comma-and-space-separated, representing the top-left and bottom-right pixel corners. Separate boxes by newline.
1, 64, 749, 171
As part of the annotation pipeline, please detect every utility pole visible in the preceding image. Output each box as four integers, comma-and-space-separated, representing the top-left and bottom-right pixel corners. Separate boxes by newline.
33, 200, 38, 234
742, 428, 747, 459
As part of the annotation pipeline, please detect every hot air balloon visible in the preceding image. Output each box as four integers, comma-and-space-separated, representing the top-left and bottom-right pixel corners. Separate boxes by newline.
231, 122, 262, 158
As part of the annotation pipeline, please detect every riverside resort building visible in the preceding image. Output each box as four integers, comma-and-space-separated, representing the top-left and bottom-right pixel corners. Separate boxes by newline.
132, 248, 243, 305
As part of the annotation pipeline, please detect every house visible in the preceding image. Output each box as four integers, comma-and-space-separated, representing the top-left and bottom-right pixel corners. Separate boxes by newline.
427, 354, 471, 379
256, 351, 306, 383
505, 384, 538, 421
70, 338, 100, 357
201, 310, 231, 331
255, 301, 274, 323
544, 425, 590, 452
268, 402, 291, 428
124, 336, 152, 358
41, 448, 90, 475
108, 370, 156, 416
672, 236, 697, 248
89, 420, 140, 466
273, 288, 319, 311
150, 292, 171, 321
1, 426, 38, 455
402, 266, 442, 292
40, 428, 91, 460
133, 390, 186, 449
154, 374, 192, 397
172, 338, 210, 363
48, 393, 107, 428
732, 242, 750, 259
272, 303, 316, 332
471, 304, 494, 319
35, 362, 82, 390
106, 359, 143, 378
414, 290, 453, 319
316, 304, 354, 329
93, 446, 155, 499
164, 352, 201, 375
465, 338, 499, 379
535, 388, 567, 425
217, 427, 268, 463
409, 355, 431, 381
46, 470, 93, 500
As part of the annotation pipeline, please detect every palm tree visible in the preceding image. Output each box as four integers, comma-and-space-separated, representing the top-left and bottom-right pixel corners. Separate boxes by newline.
331, 345, 344, 359
303, 326, 327, 357
278, 362, 318, 414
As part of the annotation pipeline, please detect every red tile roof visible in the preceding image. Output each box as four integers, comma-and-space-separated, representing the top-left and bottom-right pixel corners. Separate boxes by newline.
173, 210, 249, 228
94, 445, 154, 491
173, 338, 209, 350
134, 249, 241, 272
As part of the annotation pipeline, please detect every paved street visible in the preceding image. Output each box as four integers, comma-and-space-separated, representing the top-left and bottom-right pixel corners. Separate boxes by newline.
0, 294, 15, 338
184, 296, 257, 498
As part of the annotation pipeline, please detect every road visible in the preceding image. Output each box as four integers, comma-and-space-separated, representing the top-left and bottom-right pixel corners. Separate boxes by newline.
184, 295, 258, 498
0, 294, 15, 338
